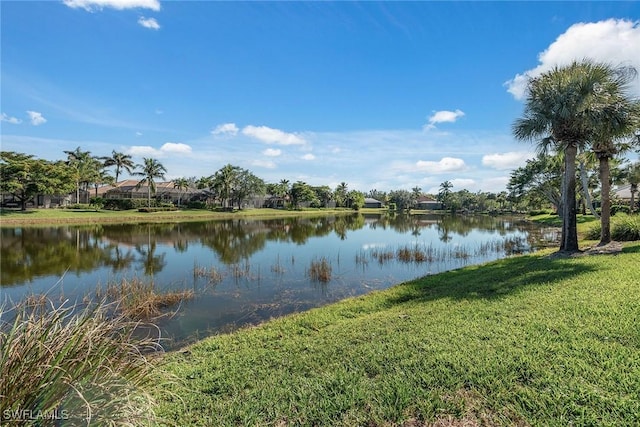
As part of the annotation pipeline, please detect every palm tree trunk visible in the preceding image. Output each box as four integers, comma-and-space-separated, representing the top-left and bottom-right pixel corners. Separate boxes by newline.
562, 144, 579, 252
579, 160, 598, 218
598, 155, 612, 245
630, 185, 637, 213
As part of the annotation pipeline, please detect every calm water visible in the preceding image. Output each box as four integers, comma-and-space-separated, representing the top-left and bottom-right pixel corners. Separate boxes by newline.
1, 213, 556, 348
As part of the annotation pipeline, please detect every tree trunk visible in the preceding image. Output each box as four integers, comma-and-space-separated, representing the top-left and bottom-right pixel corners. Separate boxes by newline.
579, 160, 599, 218
598, 155, 612, 246
562, 144, 579, 252
630, 185, 637, 213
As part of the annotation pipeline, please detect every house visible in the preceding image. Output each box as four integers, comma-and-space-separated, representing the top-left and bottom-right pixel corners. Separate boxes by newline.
363, 198, 383, 208
613, 184, 633, 202
416, 196, 443, 210
98, 180, 199, 204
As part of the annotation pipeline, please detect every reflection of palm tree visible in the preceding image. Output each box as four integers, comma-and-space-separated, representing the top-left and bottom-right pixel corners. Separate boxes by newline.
131, 225, 165, 276
134, 157, 167, 207
109, 246, 136, 271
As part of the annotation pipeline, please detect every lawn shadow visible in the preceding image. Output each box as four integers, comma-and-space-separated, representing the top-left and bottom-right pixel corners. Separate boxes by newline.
0, 209, 37, 216
383, 250, 602, 306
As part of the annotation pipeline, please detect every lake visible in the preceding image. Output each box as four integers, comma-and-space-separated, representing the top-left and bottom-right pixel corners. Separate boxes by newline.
0, 213, 556, 348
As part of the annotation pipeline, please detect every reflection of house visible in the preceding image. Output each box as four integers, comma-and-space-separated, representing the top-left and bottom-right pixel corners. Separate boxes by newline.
97, 180, 199, 204
416, 196, 443, 210
364, 198, 383, 208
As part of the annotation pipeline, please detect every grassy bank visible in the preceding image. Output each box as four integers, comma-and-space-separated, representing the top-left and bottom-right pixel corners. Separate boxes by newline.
0, 207, 358, 227
154, 242, 640, 426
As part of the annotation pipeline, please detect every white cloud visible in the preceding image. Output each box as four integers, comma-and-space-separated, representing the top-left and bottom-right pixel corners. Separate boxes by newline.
263, 148, 282, 157
135, 131, 143, 136
128, 142, 192, 157
451, 178, 476, 188
212, 123, 239, 136
160, 142, 192, 154
242, 125, 306, 145
63, 0, 161, 11
424, 109, 465, 130
26, 111, 47, 126
301, 153, 316, 160
128, 145, 160, 157
1, 113, 21, 124
251, 159, 277, 169
138, 17, 160, 30
482, 151, 532, 170
415, 157, 467, 173
506, 19, 640, 99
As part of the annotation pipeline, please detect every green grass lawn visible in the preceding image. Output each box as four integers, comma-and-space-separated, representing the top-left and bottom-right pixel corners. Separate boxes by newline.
0, 207, 358, 227
153, 242, 640, 426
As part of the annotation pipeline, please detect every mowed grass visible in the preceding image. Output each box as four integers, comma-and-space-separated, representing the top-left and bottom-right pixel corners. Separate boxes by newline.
0, 207, 356, 227
154, 243, 640, 426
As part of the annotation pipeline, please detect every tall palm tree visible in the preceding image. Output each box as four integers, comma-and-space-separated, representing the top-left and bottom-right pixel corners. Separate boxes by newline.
64, 146, 93, 203
627, 161, 640, 213
589, 65, 639, 245
212, 164, 239, 209
513, 60, 631, 253
134, 157, 167, 207
103, 151, 135, 184
173, 177, 190, 207
335, 182, 348, 207
437, 180, 453, 210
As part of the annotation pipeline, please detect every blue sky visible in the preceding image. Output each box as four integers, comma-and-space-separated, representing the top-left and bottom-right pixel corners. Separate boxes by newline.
2, 1, 639, 194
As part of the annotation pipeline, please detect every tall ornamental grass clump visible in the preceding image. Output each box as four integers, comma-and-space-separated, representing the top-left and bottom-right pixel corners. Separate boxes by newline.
0, 299, 162, 426
586, 213, 640, 241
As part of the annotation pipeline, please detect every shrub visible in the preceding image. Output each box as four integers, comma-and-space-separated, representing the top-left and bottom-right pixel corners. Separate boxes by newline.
138, 206, 178, 213
103, 198, 150, 210
0, 299, 161, 425
186, 201, 207, 209
586, 214, 640, 241
63, 203, 92, 210
528, 209, 553, 216
612, 215, 640, 241
611, 204, 630, 215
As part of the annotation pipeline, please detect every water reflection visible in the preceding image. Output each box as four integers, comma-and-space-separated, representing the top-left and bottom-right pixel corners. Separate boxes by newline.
1, 214, 553, 287
1, 214, 556, 346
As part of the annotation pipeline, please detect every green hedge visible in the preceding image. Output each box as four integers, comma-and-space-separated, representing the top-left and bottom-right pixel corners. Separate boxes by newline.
137, 206, 178, 213
103, 199, 157, 210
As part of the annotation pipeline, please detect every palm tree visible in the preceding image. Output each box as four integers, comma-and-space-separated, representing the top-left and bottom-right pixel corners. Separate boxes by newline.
513, 60, 632, 252
134, 157, 167, 207
588, 65, 639, 245
173, 177, 190, 207
64, 146, 93, 203
103, 151, 135, 184
335, 182, 348, 208
627, 161, 640, 213
437, 180, 453, 210
212, 164, 239, 209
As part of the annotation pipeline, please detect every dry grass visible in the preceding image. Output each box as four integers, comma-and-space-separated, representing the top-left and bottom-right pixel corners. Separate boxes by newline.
193, 264, 224, 283
0, 298, 163, 425
96, 277, 194, 320
308, 257, 332, 282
